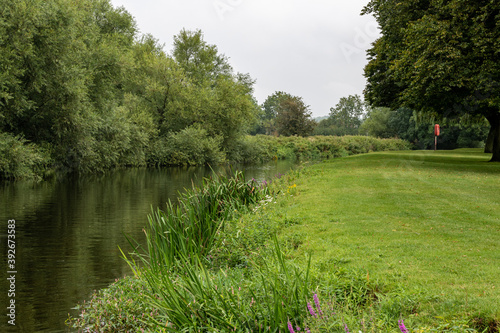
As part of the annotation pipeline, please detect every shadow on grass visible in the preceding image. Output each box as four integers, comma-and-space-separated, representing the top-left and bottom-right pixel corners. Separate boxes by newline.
368, 148, 500, 175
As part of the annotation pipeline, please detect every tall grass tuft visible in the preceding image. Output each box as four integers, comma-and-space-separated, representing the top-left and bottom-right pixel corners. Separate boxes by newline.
125, 235, 311, 332
126, 170, 266, 272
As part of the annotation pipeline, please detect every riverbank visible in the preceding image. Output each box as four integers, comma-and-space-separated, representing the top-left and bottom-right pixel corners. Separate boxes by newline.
68, 149, 499, 332
1, 135, 410, 181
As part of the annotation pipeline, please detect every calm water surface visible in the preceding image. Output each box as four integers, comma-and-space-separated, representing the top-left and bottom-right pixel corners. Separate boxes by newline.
0, 161, 297, 332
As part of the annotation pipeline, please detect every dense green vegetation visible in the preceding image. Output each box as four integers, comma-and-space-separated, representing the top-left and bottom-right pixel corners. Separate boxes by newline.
68, 150, 499, 332
233, 135, 411, 164
314, 95, 490, 151
0, 0, 258, 179
0, 0, 410, 182
314, 95, 366, 136
359, 107, 490, 150
3, 0, 494, 181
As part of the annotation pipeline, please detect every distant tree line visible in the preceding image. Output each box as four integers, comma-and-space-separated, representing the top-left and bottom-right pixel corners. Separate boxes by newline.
312, 94, 489, 150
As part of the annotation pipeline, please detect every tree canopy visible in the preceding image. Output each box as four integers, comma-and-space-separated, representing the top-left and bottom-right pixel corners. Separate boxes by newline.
0, 0, 260, 178
314, 95, 366, 136
363, 0, 500, 161
260, 92, 315, 137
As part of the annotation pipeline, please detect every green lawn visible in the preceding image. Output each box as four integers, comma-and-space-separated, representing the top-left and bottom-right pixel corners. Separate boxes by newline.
284, 149, 499, 327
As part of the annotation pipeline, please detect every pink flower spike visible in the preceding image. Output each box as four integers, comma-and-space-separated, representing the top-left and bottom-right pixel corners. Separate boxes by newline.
307, 302, 317, 317
399, 319, 409, 333
313, 293, 323, 317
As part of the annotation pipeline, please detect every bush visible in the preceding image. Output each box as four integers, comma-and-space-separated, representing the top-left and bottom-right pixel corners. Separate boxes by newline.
0, 132, 51, 180
238, 135, 411, 163
148, 125, 226, 166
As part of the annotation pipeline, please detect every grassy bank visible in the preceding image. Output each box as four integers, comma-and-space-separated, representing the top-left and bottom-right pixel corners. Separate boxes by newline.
281, 148, 499, 331
68, 149, 499, 332
1, 134, 409, 180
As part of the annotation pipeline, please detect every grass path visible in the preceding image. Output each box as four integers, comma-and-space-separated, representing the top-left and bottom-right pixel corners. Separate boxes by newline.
285, 149, 499, 323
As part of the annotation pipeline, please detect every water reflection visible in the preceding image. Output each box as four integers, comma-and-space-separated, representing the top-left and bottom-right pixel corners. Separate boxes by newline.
0, 161, 297, 332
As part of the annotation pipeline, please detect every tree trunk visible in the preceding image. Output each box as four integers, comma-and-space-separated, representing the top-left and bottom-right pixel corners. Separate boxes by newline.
484, 125, 494, 153
486, 113, 500, 162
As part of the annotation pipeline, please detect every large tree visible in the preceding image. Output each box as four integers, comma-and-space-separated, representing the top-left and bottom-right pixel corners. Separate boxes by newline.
255, 91, 294, 135
274, 94, 315, 137
363, 0, 500, 161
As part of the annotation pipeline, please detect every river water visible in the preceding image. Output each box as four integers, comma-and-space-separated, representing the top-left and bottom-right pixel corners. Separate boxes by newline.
0, 161, 297, 332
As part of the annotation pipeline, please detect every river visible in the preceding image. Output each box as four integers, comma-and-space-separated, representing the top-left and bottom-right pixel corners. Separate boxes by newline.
0, 161, 298, 332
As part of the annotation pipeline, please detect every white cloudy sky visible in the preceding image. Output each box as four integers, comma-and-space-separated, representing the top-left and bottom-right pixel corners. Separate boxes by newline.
110, 0, 380, 117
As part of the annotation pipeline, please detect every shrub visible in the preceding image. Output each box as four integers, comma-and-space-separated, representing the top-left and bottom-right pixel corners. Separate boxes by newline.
148, 125, 226, 166
0, 132, 51, 180
239, 135, 411, 163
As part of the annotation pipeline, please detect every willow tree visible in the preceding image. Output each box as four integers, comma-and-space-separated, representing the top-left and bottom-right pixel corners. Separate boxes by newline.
0, 0, 142, 171
171, 29, 258, 152
363, 0, 500, 161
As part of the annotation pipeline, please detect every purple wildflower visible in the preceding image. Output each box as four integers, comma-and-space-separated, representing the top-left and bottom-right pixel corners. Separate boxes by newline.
305, 328, 311, 333
398, 319, 409, 333
344, 323, 350, 333
313, 294, 323, 317
307, 302, 317, 317
287, 321, 295, 333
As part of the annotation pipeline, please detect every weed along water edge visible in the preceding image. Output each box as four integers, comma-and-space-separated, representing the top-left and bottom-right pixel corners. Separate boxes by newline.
69, 149, 499, 332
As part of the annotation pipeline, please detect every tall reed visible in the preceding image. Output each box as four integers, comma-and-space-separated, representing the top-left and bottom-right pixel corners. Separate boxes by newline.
125, 170, 266, 272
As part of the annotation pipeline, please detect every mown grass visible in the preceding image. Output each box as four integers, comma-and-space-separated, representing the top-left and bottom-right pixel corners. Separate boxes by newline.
282, 148, 499, 331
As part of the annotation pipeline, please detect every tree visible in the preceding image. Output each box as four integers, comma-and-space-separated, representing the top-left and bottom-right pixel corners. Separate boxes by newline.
273, 94, 315, 137
172, 29, 232, 85
0, 2, 260, 173
160, 29, 258, 153
363, 0, 500, 161
0, 0, 142, 171
360, 107, 489, 149
254, 91, 294, 135
315, 95, 365, 136
359, 107, 395, 138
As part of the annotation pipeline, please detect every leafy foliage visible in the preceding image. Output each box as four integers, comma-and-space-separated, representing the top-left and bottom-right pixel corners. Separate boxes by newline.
314, 95, 366, 136
363, 0, 500, 161
255, 92, 316, 137
0, 1, 260, 176
360, 107, 490, 149
275, 95, 316, 137
234, 135, 411, 164
0, 132, 51, 180
149, 125, 225, 166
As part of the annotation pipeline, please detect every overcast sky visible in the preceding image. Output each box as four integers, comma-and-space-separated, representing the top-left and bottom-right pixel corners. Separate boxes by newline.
110, 0, 379, 118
